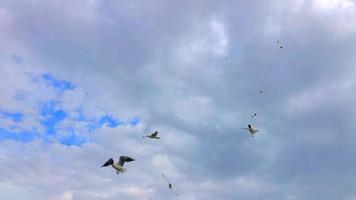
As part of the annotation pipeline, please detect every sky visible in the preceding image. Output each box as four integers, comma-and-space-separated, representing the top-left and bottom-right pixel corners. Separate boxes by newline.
0, 0, 356, 199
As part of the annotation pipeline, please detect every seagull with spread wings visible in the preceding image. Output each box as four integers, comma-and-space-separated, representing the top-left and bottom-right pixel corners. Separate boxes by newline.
101, 156, 135, 174
142, 131, 160, 139
242, 124, 259, 138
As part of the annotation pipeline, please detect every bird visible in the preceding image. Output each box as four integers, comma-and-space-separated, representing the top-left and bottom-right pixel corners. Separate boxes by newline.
142, 131, 160, 139
277, 41, 283, 48
251, 113, 257, 118
101, 156, 135, 174
161, 173, 178, 195
241, 124, 259, 138
259, 90, 263, 94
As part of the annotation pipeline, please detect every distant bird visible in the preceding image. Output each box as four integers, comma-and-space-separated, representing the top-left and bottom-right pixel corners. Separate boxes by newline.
277, 41, 283, 48
242, 124, 259, 138
251, 113, 257, 118
259, 90, 263, 94
225, 57, 228, 60
101, 156, 135, 174
142, 131, 160, 139
161, 173, 178, 195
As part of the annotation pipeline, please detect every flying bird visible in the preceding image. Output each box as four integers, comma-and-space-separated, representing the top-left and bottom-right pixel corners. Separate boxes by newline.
161, 173, 178, 195
259, 90, 263, 94
251, 113, 257, 118
142, 131, 160, 139
277, 41, 283, 48
242, 124, 259, 138
101, 156, 135, 174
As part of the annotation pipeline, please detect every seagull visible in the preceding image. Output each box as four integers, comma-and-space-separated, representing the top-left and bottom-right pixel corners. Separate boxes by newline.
241, 124, 259, 138
161, 173, 178, 195
101, 156, 135, 174
142, 131, 160, 139
277, 41, 283, 48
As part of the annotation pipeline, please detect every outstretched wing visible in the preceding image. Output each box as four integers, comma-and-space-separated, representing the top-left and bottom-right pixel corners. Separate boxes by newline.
151, 131, 158, 137
161, 173, 172, 184
241, 128, 249, 131
101, 158, 114, 167
119, 156, 135, 166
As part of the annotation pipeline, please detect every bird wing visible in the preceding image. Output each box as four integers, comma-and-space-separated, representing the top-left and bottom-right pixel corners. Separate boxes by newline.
101, 158, 114, 167
241, 128, 249, 131
151, 132, 158, 137
161, 173, 171, 184
118, 156, 135, 166
252, 128, 259, 133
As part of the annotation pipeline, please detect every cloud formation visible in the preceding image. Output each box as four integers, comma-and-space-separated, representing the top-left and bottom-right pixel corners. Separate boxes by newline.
1, 0, 356, 199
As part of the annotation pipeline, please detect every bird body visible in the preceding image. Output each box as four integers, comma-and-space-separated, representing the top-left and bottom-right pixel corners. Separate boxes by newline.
112, 162, 126, 173
143, 131, 160, 139
242, 124, 259, 137
101, 156, 135, 174
161, 173, 178, 195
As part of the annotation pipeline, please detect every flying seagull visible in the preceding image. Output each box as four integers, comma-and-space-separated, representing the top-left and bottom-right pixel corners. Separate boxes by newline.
161, 173, 178, 196
242, 124, 259, 138
142, 131, 160, 139
277, 41, 283, 48
101, 156, 135, 174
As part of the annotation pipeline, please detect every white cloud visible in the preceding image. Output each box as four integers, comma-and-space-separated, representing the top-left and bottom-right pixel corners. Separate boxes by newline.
313, 0, 355, 10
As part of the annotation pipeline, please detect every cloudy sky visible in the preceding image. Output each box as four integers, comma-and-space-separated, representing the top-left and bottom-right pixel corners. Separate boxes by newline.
1, 0, 356, 199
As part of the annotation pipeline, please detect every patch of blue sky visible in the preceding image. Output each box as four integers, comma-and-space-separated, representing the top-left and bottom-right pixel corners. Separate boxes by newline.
99, 114, 123, 128
41, 73, 75, 93
130, 117, 140, 126
39, 101, 67, 134
59, 133, 87, 146
0, 110, 23, 122
0, 128, 36, 142
55, 127, 87, 146
0, 100, 139, 145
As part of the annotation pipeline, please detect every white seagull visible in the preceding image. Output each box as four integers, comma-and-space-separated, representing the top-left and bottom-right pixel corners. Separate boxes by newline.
101, 156, 135, 174
242, 124, 259, 138
142, 131, 160, 139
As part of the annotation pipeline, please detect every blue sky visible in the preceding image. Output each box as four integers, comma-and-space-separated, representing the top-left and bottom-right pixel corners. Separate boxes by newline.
0, 72, 140, 146
1, 0, 356, 200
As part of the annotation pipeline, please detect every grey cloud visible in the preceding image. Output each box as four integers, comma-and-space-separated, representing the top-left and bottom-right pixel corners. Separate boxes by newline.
1, 0, 356, 199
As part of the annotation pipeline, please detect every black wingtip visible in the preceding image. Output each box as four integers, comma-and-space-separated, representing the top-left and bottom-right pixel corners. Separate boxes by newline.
101, 158, 114, 167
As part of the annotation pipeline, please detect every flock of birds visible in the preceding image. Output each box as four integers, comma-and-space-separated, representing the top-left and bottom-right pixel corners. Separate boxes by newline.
101, 130, 178, 195
100, 41, 284, 196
